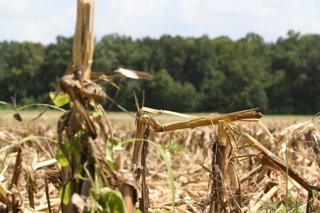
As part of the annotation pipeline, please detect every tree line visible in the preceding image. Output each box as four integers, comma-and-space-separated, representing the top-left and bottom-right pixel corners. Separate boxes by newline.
0, 31, 319, 114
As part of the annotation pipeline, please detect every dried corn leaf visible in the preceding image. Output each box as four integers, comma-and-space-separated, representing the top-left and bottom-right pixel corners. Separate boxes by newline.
114, 68, 154, 80
0, 182, 9, 203
142, 106, 197, 119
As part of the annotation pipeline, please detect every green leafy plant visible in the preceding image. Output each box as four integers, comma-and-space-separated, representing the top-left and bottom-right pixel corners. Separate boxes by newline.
98, 187, 127, 213
58, 182, 71, 205
49, 91, 70, 107
123, 138, 176, 210
167, 141, 186, 154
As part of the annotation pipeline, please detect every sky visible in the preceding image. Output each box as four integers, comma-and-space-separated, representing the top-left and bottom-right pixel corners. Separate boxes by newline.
0, 0, 319, 44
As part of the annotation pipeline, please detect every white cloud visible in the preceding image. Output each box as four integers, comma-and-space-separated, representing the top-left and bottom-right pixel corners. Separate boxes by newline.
0, 0, 76, 43
0, 0, 319, 43
0, 0, 29, 16
95, 0, 171, 38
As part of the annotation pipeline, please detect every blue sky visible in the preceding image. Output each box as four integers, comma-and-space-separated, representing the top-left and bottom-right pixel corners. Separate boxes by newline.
0, 0, 319, 44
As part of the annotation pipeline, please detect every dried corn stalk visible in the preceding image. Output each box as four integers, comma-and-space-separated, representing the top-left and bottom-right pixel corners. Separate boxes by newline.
209, 121, 241, 213
242, 133, 320, 212
132, 107, 262, 211
57, 0, 137, 212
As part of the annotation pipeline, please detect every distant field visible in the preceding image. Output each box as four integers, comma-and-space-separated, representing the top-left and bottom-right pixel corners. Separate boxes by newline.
0, 109, 313, 129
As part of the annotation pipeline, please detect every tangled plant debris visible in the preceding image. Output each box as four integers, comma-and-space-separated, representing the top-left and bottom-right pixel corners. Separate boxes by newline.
0, 0, 320, 212
0, 113, 320, 212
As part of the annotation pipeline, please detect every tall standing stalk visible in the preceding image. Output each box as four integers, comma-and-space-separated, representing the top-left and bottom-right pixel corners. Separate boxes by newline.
72, 0, 95, 81
58, 0, 137, 212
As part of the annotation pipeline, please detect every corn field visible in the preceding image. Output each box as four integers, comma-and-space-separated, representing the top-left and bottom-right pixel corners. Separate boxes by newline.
0, 112, 320, 212
1, 0, 320, 212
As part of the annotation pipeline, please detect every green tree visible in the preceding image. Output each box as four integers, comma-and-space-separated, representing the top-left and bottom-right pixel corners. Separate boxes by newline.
183, 35, 215, 89
0, 41, 44, 104
156, 35, 189, 82
93, 34, 136, 72
1, 32, 319, 114
143, 69, 198, 112
268, 31, 320, 113
201, 34, 270, 112
34, 36, 73, 102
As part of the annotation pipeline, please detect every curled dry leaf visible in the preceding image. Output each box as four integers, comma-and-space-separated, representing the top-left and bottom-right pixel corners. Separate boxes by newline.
0, 182, 9, 203
114, 68, 154, 80
71, 193, 85, 212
